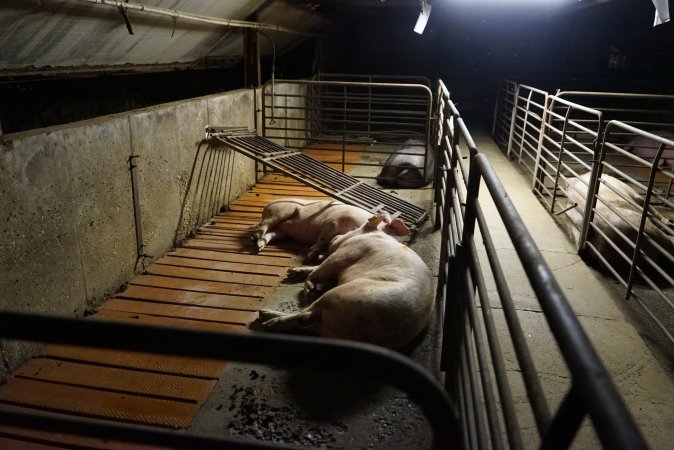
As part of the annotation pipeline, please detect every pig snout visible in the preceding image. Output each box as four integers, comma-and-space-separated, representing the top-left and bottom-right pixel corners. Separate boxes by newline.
377, 142, 434, 189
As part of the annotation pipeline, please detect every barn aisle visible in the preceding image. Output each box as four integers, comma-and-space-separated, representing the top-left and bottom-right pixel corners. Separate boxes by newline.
468, 126, 674, 449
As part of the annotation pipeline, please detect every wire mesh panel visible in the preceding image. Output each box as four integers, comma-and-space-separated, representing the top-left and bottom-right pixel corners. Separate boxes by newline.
436, 85, 646, 449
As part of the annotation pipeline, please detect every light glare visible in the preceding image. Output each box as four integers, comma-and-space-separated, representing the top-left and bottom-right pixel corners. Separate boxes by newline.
414, 3, 432, 34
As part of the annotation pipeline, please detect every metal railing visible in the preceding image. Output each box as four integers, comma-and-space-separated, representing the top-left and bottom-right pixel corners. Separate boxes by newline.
493, 79, 674, 347
533, 94, 604, 214
438, 80, 646, 449
589, 122, 674, 343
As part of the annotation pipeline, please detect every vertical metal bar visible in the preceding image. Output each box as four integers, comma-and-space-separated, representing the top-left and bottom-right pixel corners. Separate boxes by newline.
462, 259, 505, 450
128, 154, 144, 257
474, 153, 646, 449
506, 83, 521, 160
475, 203, 552, 436
550, 106, 573, 214
577, 114, 604, 252
624, 140, 668, 298
539, 386, 586, 449
532, 94, 551, 193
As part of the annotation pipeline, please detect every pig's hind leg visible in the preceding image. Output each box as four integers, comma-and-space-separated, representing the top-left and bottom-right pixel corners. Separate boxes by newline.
258, 308, 319, 334
253, 228, 287, 252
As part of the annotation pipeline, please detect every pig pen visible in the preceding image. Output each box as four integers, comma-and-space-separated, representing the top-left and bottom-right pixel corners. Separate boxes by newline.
493, 82, 674, 355
0, 76, 665, 449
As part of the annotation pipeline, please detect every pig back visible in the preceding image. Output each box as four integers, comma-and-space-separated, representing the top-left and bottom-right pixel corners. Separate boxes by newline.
376, 140, 434, 188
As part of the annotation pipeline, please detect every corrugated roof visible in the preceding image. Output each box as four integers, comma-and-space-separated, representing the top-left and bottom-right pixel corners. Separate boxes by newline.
0, 0, 328, 76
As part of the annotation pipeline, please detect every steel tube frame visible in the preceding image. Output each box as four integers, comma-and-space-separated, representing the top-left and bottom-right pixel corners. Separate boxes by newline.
443, 85, 647, 448
0, 311, 461, 449
467, 154, 645, 449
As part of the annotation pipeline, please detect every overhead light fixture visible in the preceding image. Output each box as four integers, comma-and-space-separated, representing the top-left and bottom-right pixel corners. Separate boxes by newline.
414, 0, 432, 34
652, 0, 670, 26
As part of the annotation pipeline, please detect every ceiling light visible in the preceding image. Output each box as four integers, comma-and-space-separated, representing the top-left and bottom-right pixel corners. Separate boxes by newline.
414, 1, 432, 34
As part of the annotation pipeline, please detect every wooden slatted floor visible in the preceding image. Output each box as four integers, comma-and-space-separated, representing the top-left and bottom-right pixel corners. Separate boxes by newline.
0, 144, 365, 448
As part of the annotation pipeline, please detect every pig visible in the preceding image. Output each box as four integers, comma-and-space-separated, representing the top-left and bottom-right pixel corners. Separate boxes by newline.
559, 172, 674, 281
256, 213, 434, 350
251, 198, 371, 261
376, 138, 435, 188
624, 131, 674, 169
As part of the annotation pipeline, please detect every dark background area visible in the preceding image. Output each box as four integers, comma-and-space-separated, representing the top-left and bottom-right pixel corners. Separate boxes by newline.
1, 0, 673, 134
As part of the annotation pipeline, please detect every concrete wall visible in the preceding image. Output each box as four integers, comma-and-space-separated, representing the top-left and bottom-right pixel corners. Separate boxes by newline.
0, 83, 306, 375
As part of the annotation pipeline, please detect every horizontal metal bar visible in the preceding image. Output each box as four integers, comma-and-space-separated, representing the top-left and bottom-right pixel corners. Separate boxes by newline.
0, 408, 299, 450
472, 153, 646, 450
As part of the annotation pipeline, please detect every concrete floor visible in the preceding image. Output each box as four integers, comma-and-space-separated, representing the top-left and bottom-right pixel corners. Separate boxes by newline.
188, 129, 674, 449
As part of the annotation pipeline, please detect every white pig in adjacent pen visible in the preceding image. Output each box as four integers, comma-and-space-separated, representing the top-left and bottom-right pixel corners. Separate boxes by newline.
376, 138, 434, 189
257, 213, 434, 350
559, 172, 674, 281
251, 198, 371, 261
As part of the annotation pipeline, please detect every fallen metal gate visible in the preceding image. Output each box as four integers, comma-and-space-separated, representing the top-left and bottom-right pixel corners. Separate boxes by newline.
206, 127, 429, 230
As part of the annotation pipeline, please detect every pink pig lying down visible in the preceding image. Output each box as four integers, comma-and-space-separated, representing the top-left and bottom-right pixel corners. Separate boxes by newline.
251, 198, 372, 261
257, 213, 435, 350
559, 172, 674, 280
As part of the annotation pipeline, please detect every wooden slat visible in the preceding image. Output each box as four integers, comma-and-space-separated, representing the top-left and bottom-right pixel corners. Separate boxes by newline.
0, 420, 164, 450
115, 285, 265, 311
169, 247, 292, 267
13, 359, 215, 403
145, 264, 281, 287
0, 378, 198, 429
92, 309, 250, 331
156, 255, 287, 277
130, 274, 274, 298
226, 204, 263, 213
196, 227, 251, 237
202, 221, 252, 230
213, 211, 261, 219
41, 345, 226, 379
181, 240, 295, 258
100, 299, 258, 325
189, 235, 303, 253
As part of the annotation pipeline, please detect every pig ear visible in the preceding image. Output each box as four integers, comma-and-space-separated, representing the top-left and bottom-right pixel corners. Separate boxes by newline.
385, 218, 410, 236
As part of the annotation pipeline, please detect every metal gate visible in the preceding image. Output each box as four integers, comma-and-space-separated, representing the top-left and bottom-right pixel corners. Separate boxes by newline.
261, 78, 436, 184
494, 80, 674, 347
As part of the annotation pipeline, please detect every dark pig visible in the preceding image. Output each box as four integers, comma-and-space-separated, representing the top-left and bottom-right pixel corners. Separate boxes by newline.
625, 131, 674, 169
376, 138, 434, 188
